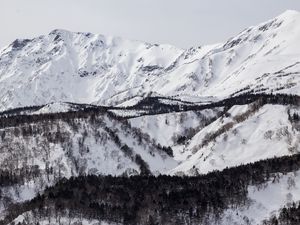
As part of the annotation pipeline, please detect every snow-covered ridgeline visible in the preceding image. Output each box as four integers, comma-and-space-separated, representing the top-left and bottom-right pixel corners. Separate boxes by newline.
0, 11, 300, 111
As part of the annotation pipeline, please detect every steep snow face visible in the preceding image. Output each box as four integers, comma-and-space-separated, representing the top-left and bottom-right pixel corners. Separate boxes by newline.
0, 11, 300, 111
170, 104, 300, 175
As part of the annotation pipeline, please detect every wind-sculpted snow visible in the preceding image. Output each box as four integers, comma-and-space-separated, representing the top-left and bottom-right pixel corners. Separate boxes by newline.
0, 11, 300, 111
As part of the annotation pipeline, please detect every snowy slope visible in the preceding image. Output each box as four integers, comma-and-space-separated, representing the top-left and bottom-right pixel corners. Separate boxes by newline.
0, 10, 300, 111
1, 101, 298, 177
170, 104, 300, 175
32, 102, 80, 114
0, 30, 183, 111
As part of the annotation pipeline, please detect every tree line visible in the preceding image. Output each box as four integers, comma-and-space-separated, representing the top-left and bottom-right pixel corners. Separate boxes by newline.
2, 153, 300, 225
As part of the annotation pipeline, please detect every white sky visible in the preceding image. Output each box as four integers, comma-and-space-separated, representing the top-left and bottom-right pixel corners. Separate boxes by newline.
1, 0, 300, 48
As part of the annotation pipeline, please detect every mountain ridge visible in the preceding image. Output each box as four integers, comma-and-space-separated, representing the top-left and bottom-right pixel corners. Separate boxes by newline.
0, 10, 300, 111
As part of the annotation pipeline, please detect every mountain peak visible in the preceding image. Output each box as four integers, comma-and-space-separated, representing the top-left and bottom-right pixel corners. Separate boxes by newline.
48, 29, 75, 42
276, 9, 300, 21
49, 29, 72, 36
279, 9, 299, 16
10, 38, 32, 50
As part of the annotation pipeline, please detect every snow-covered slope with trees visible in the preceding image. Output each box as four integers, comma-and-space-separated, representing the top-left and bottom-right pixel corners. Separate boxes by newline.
171, 103, 300, 175
0, 10, 299, 178
11, 166, 300, 225
5, 155, 300, 225
0, 112, 175, 178
128, 108, 223, 147
219, 170, 300, 225
0, 109, 176, 220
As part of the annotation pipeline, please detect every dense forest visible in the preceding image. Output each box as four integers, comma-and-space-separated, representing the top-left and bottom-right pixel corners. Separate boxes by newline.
2, 154, 300, 225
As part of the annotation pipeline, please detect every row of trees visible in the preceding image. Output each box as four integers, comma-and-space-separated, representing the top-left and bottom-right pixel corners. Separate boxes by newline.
0, 93, 299, 123
119, 93, 300, 116
0, 166, 40, 187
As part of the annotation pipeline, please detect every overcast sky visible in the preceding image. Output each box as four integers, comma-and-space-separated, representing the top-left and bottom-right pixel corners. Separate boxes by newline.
1, 0, 300, 48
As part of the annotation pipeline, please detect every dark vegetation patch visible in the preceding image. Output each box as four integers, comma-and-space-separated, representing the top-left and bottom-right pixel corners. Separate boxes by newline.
2, 154, 300, 225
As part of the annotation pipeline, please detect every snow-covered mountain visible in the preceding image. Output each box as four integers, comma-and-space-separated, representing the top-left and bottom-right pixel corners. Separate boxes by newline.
0, 10, 300, 225
0, 10, 300, 111
0, 9, 299, 178
0, 10, 299, 179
